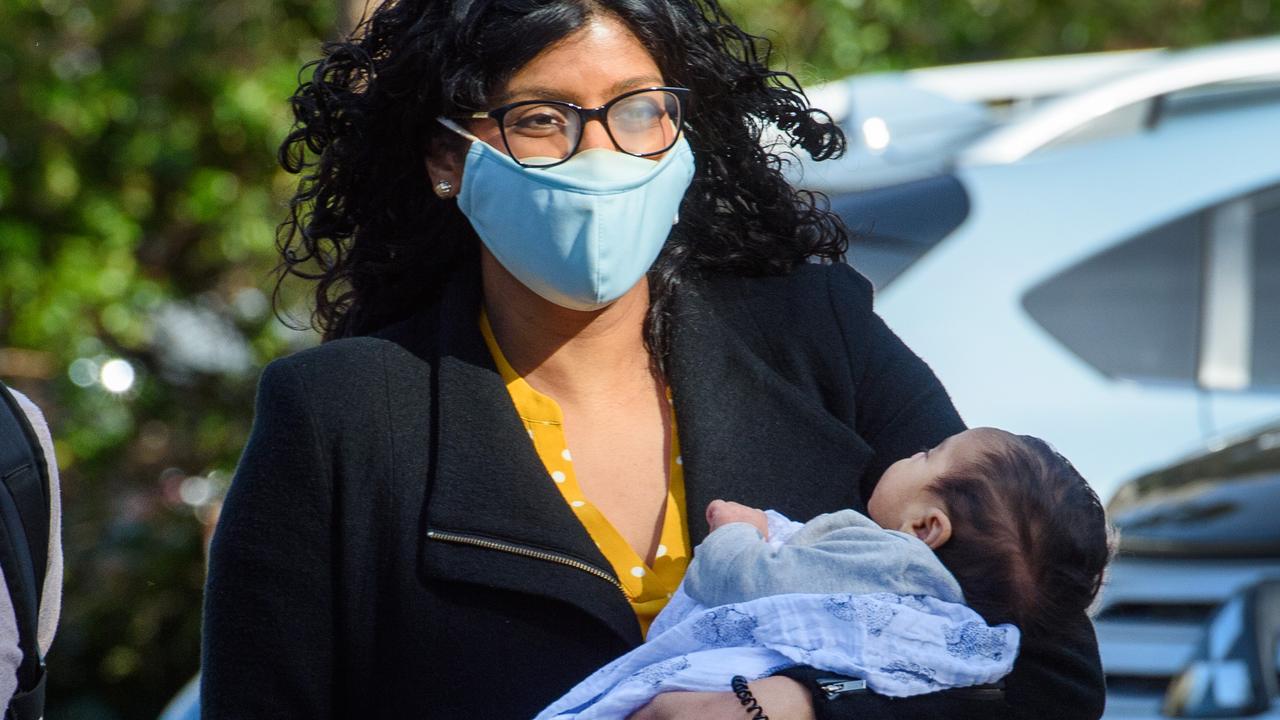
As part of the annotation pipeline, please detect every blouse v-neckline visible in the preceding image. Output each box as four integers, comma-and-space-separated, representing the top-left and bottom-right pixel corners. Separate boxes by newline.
478, 308, 690, 636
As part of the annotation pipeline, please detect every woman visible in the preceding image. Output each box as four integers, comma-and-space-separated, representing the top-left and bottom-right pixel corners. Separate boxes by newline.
201, 0, 1105, 717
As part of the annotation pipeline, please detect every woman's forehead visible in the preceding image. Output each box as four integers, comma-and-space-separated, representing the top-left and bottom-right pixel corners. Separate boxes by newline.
494, 14, 663, 106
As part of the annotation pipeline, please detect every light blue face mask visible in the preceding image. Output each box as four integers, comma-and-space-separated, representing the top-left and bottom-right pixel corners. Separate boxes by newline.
438, 118, 696, 311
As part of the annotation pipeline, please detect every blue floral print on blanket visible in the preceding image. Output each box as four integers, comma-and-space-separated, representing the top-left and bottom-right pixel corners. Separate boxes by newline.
533, 590, 1021, 720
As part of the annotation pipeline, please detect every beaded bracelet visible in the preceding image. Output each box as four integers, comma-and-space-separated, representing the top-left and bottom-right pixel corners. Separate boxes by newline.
730, 675, 770, 720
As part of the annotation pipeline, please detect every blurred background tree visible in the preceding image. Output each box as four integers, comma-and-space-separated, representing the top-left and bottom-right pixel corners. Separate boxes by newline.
1, 0, 332, 717
720, 0, 1279, 84
0, 0, 1275, 717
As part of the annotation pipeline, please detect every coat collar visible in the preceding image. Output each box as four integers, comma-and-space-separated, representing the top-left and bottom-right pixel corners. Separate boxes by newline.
416, 267, 872, 647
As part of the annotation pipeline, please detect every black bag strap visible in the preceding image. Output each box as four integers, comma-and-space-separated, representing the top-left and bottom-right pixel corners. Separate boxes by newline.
0, 385, 51, 720
4, 670, 43, 720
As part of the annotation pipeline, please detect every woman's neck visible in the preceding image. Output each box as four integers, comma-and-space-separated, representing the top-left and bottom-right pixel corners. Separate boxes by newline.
479, 250, 659, 406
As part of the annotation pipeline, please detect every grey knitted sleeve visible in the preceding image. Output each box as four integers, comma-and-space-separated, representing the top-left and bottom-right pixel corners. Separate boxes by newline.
683, 509, 963, 608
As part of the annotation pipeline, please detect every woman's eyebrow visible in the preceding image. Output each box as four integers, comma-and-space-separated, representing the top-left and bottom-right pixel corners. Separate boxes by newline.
494, 85, 565, 105
496, 75, 665, 106
606, 75, 665, 96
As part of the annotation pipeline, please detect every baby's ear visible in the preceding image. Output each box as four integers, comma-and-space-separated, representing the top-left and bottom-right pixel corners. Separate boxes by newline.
904, 508, 952, 549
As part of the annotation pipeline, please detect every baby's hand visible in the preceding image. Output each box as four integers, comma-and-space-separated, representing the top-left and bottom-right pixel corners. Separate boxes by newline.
706, 500, 769, 539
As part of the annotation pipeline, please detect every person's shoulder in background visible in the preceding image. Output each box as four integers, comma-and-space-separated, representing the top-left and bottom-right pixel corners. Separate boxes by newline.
5, 388, 62, 657
0, 386, 63, 710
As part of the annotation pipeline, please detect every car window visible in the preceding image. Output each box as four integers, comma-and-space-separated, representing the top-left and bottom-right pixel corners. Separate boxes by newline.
1022, 181, 1280, 389
1022, 215, 1203, 384
1253, 191, 1280, 387
829, 174, 970, 289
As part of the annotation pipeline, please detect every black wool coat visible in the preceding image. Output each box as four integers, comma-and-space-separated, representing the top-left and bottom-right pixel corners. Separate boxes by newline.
201, 262, 1104, 719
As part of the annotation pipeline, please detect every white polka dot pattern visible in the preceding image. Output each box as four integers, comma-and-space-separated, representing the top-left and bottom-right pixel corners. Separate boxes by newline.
478, 307, 689, 639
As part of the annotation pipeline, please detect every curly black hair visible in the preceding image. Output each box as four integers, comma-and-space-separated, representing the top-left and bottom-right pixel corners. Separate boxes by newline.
276, 0, 848, 368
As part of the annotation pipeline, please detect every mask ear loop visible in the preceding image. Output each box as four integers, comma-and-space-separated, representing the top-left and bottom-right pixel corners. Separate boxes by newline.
672, 125, 689, 226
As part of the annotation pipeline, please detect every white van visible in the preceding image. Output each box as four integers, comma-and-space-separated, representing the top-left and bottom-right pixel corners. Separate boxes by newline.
799, 38, 1280, 504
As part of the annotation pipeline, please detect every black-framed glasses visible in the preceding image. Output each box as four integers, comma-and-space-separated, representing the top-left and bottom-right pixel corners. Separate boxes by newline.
451, 86, 690, 168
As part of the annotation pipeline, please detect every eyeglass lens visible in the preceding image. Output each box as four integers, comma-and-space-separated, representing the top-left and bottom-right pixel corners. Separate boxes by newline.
501, 90, 682, 167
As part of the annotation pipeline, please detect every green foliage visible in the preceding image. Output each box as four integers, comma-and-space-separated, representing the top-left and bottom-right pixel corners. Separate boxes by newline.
0, 0, 1276, 717
1, 0, 332, 717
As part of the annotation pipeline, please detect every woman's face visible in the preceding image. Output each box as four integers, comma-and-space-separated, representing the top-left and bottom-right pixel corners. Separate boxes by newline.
429, 13, 667, 190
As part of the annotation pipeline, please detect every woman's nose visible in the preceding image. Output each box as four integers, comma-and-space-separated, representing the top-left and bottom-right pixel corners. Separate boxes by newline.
577, 118, 615, 152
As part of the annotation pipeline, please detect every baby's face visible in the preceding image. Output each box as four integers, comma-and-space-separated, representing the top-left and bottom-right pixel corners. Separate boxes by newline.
867, 428, 1006, 531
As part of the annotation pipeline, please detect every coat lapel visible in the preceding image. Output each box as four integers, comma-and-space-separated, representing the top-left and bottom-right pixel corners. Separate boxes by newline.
668, 282, 874, 546
418, 268, 643, 646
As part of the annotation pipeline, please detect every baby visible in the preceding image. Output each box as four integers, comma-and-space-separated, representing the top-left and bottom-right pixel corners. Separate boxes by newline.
693, 426, 1112, 638
537, 427, 1112, 719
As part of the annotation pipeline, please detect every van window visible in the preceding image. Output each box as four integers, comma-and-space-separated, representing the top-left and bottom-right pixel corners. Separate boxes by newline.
1023, 182, 1280, 390
1022, 216, 1203, 384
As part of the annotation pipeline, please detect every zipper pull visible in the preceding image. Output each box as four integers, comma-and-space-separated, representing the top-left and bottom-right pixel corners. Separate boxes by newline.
816, 677, 868, 699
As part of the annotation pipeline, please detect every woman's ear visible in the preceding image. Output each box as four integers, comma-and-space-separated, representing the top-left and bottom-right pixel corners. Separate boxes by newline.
900, 508, 952, 549
425, 134, 466, 198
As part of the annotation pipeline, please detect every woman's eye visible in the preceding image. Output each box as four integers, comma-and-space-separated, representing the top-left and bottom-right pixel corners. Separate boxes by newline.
521, 113, 563, 127
612, 101, 662, 128
508, 106, 571, 134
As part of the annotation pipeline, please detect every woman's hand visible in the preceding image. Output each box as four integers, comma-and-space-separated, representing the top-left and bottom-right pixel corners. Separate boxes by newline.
626, 677, 815, 720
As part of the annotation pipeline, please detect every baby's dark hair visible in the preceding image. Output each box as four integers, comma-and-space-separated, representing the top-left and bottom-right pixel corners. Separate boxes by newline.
927, 431, 1113, 636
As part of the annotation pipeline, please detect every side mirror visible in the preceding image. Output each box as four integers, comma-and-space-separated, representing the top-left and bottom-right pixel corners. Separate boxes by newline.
1163, 579, 1280, 717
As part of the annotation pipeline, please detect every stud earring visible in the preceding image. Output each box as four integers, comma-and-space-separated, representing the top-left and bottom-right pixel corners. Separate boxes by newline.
433, 180, 454, 198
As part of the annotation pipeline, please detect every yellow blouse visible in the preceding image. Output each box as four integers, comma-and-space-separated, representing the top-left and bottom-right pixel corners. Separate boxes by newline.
479, 310, 690, 636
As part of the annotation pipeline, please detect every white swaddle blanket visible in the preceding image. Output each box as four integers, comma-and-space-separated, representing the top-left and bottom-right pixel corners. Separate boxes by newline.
535, 513, 1020, 720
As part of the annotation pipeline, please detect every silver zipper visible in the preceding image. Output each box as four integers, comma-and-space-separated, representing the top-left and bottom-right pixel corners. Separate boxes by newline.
817, 677, 867, 699
426, 529, 625, 593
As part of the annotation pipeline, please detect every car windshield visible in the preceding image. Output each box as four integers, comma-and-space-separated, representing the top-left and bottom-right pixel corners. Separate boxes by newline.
828, 174, 970, 289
